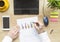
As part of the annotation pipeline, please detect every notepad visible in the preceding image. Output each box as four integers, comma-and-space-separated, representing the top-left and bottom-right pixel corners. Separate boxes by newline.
17, 16, 38, 29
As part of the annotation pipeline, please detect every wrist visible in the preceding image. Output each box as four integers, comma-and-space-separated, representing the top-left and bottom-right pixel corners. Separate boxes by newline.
38, 28, 45, 34
8, 34, 13, 39
8, 32, 15, 40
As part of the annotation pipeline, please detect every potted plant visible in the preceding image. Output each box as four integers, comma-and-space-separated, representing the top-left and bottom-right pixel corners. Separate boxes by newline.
48, 0, 60, 9
48, 0, 60, 22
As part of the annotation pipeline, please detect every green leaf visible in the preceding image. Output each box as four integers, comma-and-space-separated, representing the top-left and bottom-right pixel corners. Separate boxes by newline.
48, 0, 60, 9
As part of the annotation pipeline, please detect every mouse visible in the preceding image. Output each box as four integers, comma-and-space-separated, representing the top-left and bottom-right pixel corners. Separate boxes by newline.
43, 16, 49, 27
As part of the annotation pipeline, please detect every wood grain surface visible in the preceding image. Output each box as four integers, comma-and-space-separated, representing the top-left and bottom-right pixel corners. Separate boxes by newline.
0, 0, 60, 42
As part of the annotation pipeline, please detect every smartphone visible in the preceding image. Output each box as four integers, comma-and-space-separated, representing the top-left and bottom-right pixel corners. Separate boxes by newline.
2, 16, 10, 30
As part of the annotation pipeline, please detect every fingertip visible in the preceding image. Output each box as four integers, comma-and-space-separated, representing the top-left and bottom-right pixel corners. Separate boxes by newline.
16, 25, 20, 28
15, 25, 20, 31
33, 22, 40, 27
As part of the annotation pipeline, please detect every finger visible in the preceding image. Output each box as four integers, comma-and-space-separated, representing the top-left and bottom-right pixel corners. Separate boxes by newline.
15, 30, 19, 36
33, 22, 40, 27
16, 25, 20, 30
15, 25, 20, 31
33, 22, 43, 26
14, 27, 19, 34
33, 22, 40, 29
14, 32, 19, 38
12, 26, 20, 35
33, 22, 44, 28
13, 29, 19, 35
34, 23, 39, 30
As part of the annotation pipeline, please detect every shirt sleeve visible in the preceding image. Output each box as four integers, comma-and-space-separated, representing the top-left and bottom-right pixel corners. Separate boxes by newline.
39, 31, 51, 42
2, 36, 12, 42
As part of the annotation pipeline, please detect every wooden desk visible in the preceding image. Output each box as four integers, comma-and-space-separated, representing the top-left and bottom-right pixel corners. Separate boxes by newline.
0, 0, 60, 42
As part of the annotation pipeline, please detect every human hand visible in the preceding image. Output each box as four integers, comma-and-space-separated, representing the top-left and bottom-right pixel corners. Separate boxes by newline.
8, 25, 20, 40
34, 22, 45, 34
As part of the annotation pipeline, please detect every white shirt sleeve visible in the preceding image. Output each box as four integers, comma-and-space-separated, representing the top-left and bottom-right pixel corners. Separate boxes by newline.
2, 36, 12, 42
39, 31, 51, 42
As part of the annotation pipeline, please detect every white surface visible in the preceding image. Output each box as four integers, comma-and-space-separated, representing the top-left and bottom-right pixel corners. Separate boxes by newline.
16, 16, 51, 42
17, 16, 38, 29
19, 28, 41, 42
17, 16, 39, 42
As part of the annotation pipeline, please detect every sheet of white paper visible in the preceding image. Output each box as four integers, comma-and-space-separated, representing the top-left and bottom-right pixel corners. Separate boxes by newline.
17, 16, 39, 42
17, 16, 38, 29
16, 17, 50, 42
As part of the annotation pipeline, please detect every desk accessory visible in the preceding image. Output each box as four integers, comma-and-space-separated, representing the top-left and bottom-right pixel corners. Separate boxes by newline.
14, 0, 39, 15
43, 0, 49, 27
2, 16, 10, 30
0, 0, 9, 12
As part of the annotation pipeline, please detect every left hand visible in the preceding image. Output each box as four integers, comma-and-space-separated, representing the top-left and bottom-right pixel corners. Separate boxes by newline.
8, 25, 20, 40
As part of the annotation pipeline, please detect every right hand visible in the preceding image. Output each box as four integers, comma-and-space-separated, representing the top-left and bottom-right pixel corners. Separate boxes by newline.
34, 22, 45, 34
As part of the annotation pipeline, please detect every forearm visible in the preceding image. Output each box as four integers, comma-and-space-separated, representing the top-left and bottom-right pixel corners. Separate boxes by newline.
39, 31, 51, 42
2, 36, 12, 42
